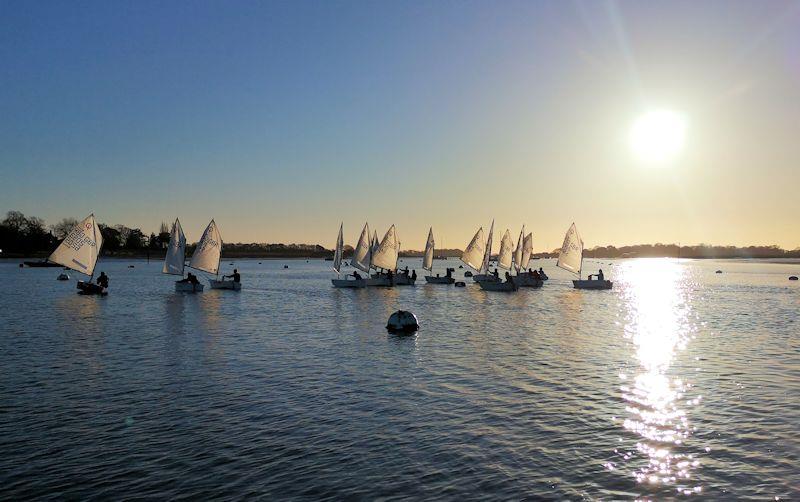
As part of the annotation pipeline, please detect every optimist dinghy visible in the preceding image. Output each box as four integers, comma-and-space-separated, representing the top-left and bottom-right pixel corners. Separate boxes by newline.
423, 227, 455, 284
47, 214, 106, 295
331, 223, 367, 288
557, 223, 613, 290
162, 218, 203, 292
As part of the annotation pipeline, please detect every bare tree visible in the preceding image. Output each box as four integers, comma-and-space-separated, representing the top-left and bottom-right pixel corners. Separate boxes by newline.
51, 217, 79, 240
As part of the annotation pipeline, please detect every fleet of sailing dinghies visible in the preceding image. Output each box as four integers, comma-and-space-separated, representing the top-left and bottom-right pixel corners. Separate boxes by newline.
48, 213, 106, 295
164, 219, 241, 292
557, 223, 613, 290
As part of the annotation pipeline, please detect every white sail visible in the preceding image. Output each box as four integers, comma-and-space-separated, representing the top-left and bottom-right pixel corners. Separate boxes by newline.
513, 225, 525, 272
162, 218, 186, 275
498, 229, 514, 270
423, 227, 434, 271
351, 222, 372, 273
189, 219, 222, 275
48, 213, 103, 277
481, 219, 494, 273
369, 231, 379, 268
521, 233, 533, 270
333, 223, 344, 274
557, 223, 583, 277
371, 225, 398, 271
460, 227, 485, 271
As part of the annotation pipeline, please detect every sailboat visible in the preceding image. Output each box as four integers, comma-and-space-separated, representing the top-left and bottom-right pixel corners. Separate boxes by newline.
47, 213, 105, 295
370, 225, 403, 286
515, 231, 542, 287
478, 228, 518, 291
557, 223, 613, 290
351, 222, 372, 274
162, 218, 197, 292
472, 220, 497, 282
424, 227, 454, 284
331, 223, 366, 288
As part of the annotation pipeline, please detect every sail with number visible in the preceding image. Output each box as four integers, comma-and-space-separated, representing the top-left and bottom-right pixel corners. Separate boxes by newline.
48, 213, 103, 277
351, 223, 372, 273
162, 218, 186, 275
371, 225, 398, 271
521, 233, 533, 270
557, 223, 583, 277
460, 227, 485, 271
333, 223, 344, 274
498, 229, 514, 269
423, 227, 435, 272
189, 220, 222, 275
513, 225, 525, 272
481, 219, 494, 273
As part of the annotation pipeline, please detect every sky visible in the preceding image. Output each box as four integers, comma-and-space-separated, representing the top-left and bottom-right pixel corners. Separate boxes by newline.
2, 0, 799, 251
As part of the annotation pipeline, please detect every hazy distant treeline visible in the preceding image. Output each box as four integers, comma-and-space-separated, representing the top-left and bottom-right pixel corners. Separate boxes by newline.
2, 210, 798, 259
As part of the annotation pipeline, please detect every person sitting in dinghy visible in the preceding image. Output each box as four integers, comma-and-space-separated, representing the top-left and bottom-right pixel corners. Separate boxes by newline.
179, 272, 200, 285
588, 269, 605, 281
352, 271, 363, 280
222, 269, 240, 283
96, 272, 109, 289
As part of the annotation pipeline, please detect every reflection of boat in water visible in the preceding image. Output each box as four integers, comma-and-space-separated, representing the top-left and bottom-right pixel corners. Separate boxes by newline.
557, 223, 613, 290
47, 213, 106, 295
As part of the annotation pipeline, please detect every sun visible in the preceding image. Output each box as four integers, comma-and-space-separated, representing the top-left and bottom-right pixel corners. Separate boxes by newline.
629, 109, 687, 165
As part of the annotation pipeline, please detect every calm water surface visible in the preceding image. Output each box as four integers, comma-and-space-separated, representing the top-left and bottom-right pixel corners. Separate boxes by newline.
1, 257, 797, 499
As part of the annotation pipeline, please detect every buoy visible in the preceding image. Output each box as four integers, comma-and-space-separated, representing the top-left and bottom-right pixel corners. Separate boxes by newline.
57, 273, 69, 281
128, 265, 135, 268
19, 263, 23, 268
386, 310, 419, 333
284, 265, 289, 269
716, 270, 723, 274
464, 271, 473, 277
790, 276, 798, 281
459, 265, 463, 268
454, 281, 466, 287
258, 262, 262, 264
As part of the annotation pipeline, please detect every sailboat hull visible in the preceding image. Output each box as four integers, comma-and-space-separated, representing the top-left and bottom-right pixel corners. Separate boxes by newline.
175, 281, 204, 292
478, 279, 518, 292
473, 273, 500, 283
209, 279, 241, 290
367, 274, 393, 287
573, 279, 613, 290
77, 281, 107, 296
425, 275, 454, 284
332, 278, 367, 288
394, 274, 416, 286
514, 274, 543, 288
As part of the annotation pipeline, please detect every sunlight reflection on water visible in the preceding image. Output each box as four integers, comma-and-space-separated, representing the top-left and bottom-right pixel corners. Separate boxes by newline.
614, 259, 702, 495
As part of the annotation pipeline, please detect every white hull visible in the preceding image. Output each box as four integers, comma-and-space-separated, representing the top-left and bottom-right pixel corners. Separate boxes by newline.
175, 281, 204, 292
478, 279, 518, 292
209, 279, 241, 290
332, 278, 367, 288
514, 274, 543, 288
573, 279, 613, 290
425, 275, 454, 284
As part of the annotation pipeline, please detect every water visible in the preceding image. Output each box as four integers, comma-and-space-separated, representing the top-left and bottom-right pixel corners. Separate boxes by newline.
0, 257, 797, 499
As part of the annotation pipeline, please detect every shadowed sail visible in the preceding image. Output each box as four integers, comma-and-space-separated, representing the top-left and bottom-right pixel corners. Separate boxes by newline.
189, 220, 222, 275
351, 222, 372, 273
461, 227, 485, 271
521, 233, 533, 270
423, 227, 434, 272
332, 223, 344, 275
481, 219, 494, 274
162, 218, 186, 276
371, 225, 398, 271
498, 229, 514, 270
48, 213, 103, 277
513, 225, 525, 272
557, 223, 583, 277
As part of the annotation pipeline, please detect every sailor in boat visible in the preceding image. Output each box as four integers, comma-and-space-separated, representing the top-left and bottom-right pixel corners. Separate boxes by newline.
352, 270, 363, 280
493, 268, 500, 280
531, 268, 541, 281
96, 271, 109, 290
411, 269, 417, 281
178, 272, 200, 286
587, 269, 605, 281
387, 269, 394, 286
222, 268, 241, 284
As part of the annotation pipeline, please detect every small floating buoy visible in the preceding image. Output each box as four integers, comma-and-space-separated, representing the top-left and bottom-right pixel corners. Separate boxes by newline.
464, 271, 473, 277
790, 276, 798, 281
229, 262, 234, 265
454, 281, 466, 287
258, 262, 262, 264
386, 310, 419, 333
284, 265, 289, 269
57, 273, 69, 281
128, 265, 135, 268
459, 265, 463, 268
19, 263, 23, 268
715, 270, 723, 274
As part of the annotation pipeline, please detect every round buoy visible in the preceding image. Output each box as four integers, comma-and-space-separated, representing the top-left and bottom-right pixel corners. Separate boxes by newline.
454, 281, 466, 287
459, 265, 463, 268
464, 271, 473, 277
128, 265, 135, 268
258, 262, 262, 264
19, 263, 23, 268
790, 276, 798, 281
57, 273, 69, 281
386, 310, 419, 333
284, 265, 289, 269
715, 270, 722, 274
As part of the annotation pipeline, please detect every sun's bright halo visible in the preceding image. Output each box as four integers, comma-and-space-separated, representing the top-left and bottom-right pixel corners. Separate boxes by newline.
629, 109, 687, 165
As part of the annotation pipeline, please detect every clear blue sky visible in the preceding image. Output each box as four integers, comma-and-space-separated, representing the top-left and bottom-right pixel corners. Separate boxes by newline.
2, 0, 799, 250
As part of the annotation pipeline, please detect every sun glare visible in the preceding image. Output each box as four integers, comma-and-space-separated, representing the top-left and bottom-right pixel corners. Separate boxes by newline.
629, 110, 687, 165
